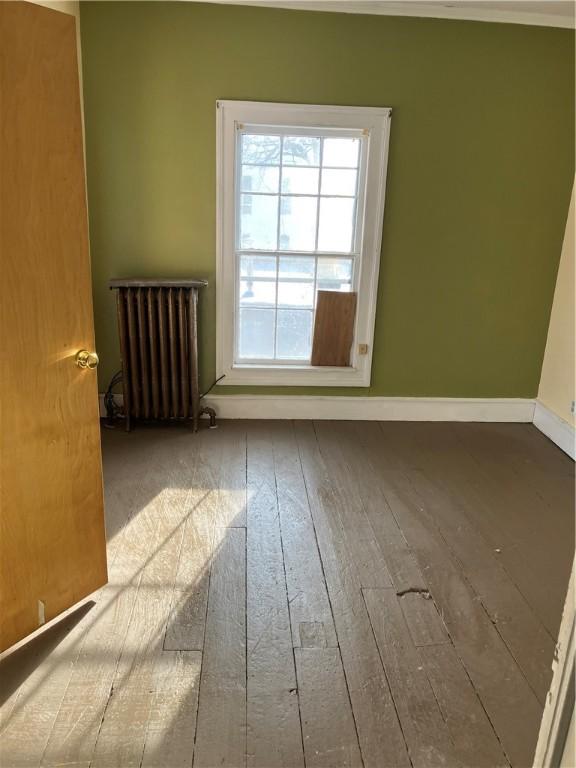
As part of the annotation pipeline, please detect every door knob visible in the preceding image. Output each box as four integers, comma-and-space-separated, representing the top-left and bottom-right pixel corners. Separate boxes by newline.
76, 349, 99, 370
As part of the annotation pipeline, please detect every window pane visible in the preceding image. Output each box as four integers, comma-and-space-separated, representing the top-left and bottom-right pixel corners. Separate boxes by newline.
317, 257, 353, 281
279, 256, 315, 279
282, 136, 320, 166
321, 168, 357, 197
322, 138, 360, 168
238, 308, 275, 359
281, 167, 319, 195
316, 280, 352, 294
239, 280, 276, 306
241, 165, 279, 194
278, 281, 314, 308
279, 196, 317, 251
240, 255, 277, 279
317, 197, 355, 252
276, 310, 312, 359
241, 134, 281, 165
240, 194, 278, 250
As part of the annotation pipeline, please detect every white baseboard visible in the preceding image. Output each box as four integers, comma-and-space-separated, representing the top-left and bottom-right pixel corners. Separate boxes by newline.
99, 393, 534, 423
99, 393, 576, 455
201, 395, 535, 421
533, 401, 576, 459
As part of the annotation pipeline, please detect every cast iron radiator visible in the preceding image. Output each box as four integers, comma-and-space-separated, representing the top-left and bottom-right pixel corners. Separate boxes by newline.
109, 278, 215, 431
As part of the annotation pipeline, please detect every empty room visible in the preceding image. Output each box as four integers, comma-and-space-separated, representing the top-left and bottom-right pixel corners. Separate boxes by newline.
1, 1, 575, 766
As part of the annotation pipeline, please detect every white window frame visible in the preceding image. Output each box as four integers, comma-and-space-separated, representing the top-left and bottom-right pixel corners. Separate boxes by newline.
216, 100, 392, 387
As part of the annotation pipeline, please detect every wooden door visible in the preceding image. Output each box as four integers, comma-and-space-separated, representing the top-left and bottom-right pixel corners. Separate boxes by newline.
0, 1, 107, 652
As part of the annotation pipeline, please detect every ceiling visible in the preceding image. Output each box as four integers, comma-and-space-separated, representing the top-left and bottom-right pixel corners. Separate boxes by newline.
197, 1, 576, 28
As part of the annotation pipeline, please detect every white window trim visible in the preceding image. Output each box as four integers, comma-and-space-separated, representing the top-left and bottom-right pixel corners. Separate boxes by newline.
216, 100, 392, 387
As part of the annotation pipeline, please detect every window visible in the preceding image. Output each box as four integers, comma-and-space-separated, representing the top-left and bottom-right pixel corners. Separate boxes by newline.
216, 101, 391, 387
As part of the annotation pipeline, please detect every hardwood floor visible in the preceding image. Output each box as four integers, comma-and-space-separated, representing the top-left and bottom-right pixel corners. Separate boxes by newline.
0, 420, 573, 768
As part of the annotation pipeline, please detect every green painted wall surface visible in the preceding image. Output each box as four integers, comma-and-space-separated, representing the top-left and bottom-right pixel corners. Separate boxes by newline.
80, 2, 574, 397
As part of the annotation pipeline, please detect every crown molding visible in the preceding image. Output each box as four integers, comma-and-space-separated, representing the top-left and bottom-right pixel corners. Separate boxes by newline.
196, 1, 575, 29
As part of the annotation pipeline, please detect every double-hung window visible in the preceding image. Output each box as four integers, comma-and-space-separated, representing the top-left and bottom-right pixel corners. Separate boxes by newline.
216, 101, 391, 387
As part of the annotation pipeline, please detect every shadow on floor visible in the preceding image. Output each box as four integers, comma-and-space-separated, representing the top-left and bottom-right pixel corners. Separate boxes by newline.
0, 600, 95, 704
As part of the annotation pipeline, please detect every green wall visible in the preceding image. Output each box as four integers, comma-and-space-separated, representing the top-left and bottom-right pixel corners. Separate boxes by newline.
80, 1, 574, 397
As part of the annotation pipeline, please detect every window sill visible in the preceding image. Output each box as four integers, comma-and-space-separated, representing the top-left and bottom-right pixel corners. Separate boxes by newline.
218, 363, 370, 387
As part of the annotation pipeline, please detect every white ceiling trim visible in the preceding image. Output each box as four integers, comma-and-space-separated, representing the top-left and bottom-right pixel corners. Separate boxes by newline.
196, 1, 576, 29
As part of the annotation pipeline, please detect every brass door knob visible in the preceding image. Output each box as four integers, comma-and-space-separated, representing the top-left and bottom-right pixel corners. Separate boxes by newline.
76, 350, 99, 370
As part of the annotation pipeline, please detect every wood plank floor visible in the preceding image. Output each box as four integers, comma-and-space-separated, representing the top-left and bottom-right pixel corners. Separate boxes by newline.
1, 420, 573, 768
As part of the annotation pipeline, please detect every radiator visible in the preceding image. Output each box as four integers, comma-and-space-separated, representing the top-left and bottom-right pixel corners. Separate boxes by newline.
109, 279, 215, 431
